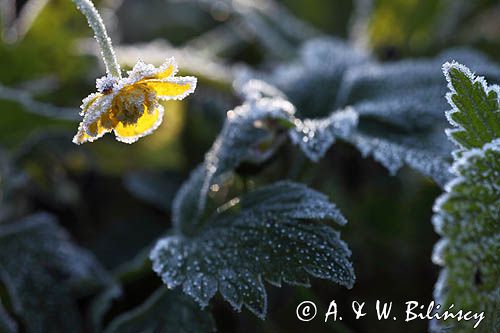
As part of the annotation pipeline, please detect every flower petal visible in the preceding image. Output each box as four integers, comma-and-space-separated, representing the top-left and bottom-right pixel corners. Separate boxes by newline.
72, 118, 112, 144
154, 57, 178, 79
82, 94, 115, 131
113, 105, 164, 144
74, 93, 115, 144
145, 76, 197, 100
80, 93, 102, 116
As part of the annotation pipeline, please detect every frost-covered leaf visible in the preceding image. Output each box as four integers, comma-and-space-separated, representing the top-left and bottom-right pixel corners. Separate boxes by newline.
237, 37, 370, 118
289, 108, 359, 162
431, 63, 500, 332
442, 61, 500, 153
328, 50, 500, 174
239, 40, 500, 185
328, 50, 499, 183
337, 48, 500, 125
205, 83, 294, 177
173, 82, 296, 233
343, 130, 453, 186
290, 109, 453, 186
431, 139, 500, 332
0, 213, 109, 333
104, 287, 215, 333
152, 181, 354, 319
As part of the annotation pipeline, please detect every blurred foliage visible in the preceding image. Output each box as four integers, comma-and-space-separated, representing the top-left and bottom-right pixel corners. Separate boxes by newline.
0, 0, 90, 84
368, 0, 500, 58
0, 0, 499, 332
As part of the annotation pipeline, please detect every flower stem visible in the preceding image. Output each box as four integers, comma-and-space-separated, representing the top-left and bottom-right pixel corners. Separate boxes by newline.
71, 0, 121, 78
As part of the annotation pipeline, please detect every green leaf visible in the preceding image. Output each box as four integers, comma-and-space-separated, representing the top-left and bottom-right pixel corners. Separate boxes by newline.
432, 139, 500, 332
443, 61, 500, 152
151, 181, 354, 319
104, 287, 215, 333
432, 63, 500, 332
0, 213, 109, 333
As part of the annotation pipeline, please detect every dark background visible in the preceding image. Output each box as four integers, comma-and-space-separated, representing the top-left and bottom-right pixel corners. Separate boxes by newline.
0, 0, 499, 332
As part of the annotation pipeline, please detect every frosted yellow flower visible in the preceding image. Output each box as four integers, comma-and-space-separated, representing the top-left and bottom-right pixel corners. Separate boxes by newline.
73, 58, 196, 144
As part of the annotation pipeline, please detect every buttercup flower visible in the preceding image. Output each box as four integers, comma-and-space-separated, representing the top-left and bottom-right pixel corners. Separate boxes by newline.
73, 58, 197, 144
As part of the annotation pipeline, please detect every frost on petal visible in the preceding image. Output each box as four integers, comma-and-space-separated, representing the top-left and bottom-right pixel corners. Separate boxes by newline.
114, 105, 164, 144
74, 93, 115, 144
96, 74, 119, 94
154, 57, 178, 79
82, 93, 115, 131
73, 120, 111, 145
151, 181, 354, 319
126, 58, 179, 84
74, 57, 197, 145
80, 92, 102, 116
126, 60, 158, 84
146, 76, 197, 100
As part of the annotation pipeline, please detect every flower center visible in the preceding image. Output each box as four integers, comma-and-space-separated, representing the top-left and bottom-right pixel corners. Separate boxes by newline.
110, 83, 157, 125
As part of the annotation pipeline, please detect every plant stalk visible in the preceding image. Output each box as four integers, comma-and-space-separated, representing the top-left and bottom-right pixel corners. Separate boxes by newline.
71, 0, 121, 78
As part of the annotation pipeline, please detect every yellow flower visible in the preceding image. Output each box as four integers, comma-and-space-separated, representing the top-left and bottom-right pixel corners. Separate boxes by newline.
73, 58, 197, 144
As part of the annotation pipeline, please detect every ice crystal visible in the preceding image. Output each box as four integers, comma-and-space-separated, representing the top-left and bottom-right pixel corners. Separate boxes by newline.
151, 181, 354, 319
96, 74, 118, 93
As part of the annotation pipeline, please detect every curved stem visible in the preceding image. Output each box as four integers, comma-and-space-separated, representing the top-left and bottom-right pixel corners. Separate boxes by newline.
71, 0, 121, 78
